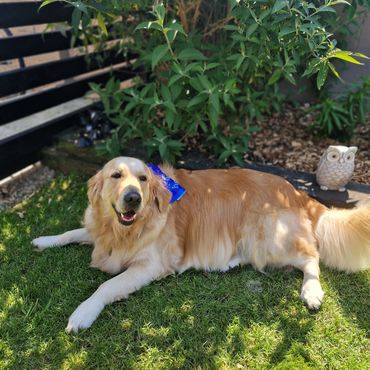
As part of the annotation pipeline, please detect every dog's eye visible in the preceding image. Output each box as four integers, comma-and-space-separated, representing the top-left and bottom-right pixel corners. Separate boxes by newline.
111, 172, 122, 179
139, 175, 147, 182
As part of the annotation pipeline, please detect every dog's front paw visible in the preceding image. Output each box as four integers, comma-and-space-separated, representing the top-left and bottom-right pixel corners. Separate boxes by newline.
300, 280, 324, 310
32, 236, 59, 250
66, 298, 104, 333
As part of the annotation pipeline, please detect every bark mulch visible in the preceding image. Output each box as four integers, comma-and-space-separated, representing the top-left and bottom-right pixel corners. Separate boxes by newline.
246, 104, 369, 184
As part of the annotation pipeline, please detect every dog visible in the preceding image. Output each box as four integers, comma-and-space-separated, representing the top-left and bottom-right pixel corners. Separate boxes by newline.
32, 156, 370, 333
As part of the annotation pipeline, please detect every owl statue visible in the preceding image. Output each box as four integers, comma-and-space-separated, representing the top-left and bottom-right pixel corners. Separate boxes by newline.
316, 145, 357, 191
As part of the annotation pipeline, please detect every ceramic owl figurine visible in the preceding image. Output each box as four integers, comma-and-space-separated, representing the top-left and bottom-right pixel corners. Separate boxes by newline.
316, 145, 357, 191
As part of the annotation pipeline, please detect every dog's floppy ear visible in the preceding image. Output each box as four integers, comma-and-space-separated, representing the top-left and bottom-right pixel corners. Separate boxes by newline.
88, 170, 103, 206
151, 175, 171, 213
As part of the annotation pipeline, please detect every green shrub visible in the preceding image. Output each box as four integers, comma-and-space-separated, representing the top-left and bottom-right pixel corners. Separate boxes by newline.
43, 0, 368, 163
311, 77, 370, 140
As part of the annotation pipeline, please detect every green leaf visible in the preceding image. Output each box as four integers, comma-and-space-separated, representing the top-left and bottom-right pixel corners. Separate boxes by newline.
204, 63, 220, 70
161, 84, 171, 101
71, 1, 88, 15
284, 71, 296, 85
247, 7, 258, 22
71, 8, 81, 34
135, 21, 162, 31
187, 93, 208, 108
317, 63, 329, 90
271, 0, 287, 14
199, 120, 207, 132
178, 48, 207, 61
165, 109, 175, 127
330, 0, 350, 5
38, 0, 58, 10
332, 112, 343, 130
329, 50, 366, 65
268, 69, 282, 85
333, 54, 364, 65
209, 92, 220, 114
151, 44, 168, 69
259, 9, 271, 22
164, 101, 176, 113
153, 3, 165, 23
189, 78, 204, 93
136, 21, 150, 29
198, 75, 212, 90
328, 62, 341, 80
218, 150, 232, 162
123, 100, 139, 114
352, 52, 369, 59
97, 13, 108, 36
302, 58, 320, 77
170, 84, 182, 100
167, 21, 186, 35
168, 74, 183, 87
236, 54, 245, 70
159, 143, 167, 159
245, 23, 258, 38
209, 105, 219, 128
171, 63, 183, 75
167, 140, 184, 149
319, 6, 336, 13
278, 27, 294, 38
224, 25, 240, 31
185, 63, 203, 73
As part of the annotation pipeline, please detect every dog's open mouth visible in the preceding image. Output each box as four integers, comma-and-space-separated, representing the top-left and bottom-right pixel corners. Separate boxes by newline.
112, 205, 137, 226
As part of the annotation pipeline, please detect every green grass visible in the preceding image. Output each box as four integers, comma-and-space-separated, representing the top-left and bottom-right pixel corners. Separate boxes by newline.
0, 175, 369, 369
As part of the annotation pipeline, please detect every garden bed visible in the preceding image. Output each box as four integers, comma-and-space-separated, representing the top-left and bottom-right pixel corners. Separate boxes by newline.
246, 104, 370, 184
38, 103, 370, 210
1, 104, 368, 212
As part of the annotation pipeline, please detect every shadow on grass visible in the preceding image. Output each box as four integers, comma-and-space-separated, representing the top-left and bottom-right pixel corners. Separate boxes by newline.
0, 176, 368, 368
323, 267, 370, 337
0, 211, 315, 369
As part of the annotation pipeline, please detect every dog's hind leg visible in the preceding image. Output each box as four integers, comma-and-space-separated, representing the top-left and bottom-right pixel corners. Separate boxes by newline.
32, 228, 93, 251
293, 242, 324, 309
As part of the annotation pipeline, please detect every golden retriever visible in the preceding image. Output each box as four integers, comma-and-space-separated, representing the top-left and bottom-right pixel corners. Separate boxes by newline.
32, 156, 370, 332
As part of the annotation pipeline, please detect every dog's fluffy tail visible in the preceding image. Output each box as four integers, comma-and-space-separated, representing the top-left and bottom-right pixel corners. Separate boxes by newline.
315, 201, 370, 272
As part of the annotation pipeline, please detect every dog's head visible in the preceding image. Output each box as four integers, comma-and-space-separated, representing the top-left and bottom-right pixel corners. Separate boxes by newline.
88, 157, 171, 226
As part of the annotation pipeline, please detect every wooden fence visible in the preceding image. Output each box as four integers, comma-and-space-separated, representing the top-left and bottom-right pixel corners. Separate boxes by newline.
0, 1, 136, 179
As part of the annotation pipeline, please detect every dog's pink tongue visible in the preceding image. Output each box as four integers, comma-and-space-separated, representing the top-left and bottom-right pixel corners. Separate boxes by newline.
121, 211, 135, 221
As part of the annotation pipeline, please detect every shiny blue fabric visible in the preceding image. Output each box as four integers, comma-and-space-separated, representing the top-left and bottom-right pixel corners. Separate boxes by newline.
147, 164, 186, 203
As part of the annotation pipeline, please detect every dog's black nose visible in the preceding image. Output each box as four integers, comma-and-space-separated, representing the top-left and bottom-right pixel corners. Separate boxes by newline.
124, 191, 141, 207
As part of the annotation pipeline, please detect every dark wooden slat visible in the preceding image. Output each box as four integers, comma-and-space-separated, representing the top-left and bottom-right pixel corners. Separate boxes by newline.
0, 66, 136, 125
0, 30, 74, 62
0, 28, 116, 62
0, 50, 134, 98
0, 2, 72, 28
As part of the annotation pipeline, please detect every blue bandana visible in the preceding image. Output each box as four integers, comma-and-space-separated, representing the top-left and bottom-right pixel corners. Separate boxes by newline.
147, 164, 186, 203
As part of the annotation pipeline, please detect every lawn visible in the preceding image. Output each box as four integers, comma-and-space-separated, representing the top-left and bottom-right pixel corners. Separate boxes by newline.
0, 175, 369, 369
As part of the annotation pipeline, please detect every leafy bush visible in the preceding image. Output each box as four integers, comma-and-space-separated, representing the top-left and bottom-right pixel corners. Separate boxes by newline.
43, 0, 368, 163
311, 77, 370, 140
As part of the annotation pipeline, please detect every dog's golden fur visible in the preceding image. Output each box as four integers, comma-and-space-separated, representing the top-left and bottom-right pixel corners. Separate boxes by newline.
32, 156, 370, 332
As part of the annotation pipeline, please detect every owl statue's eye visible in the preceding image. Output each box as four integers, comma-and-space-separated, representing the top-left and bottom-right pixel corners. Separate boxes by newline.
327, 152, 339, 162
345, 152, 355, 162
